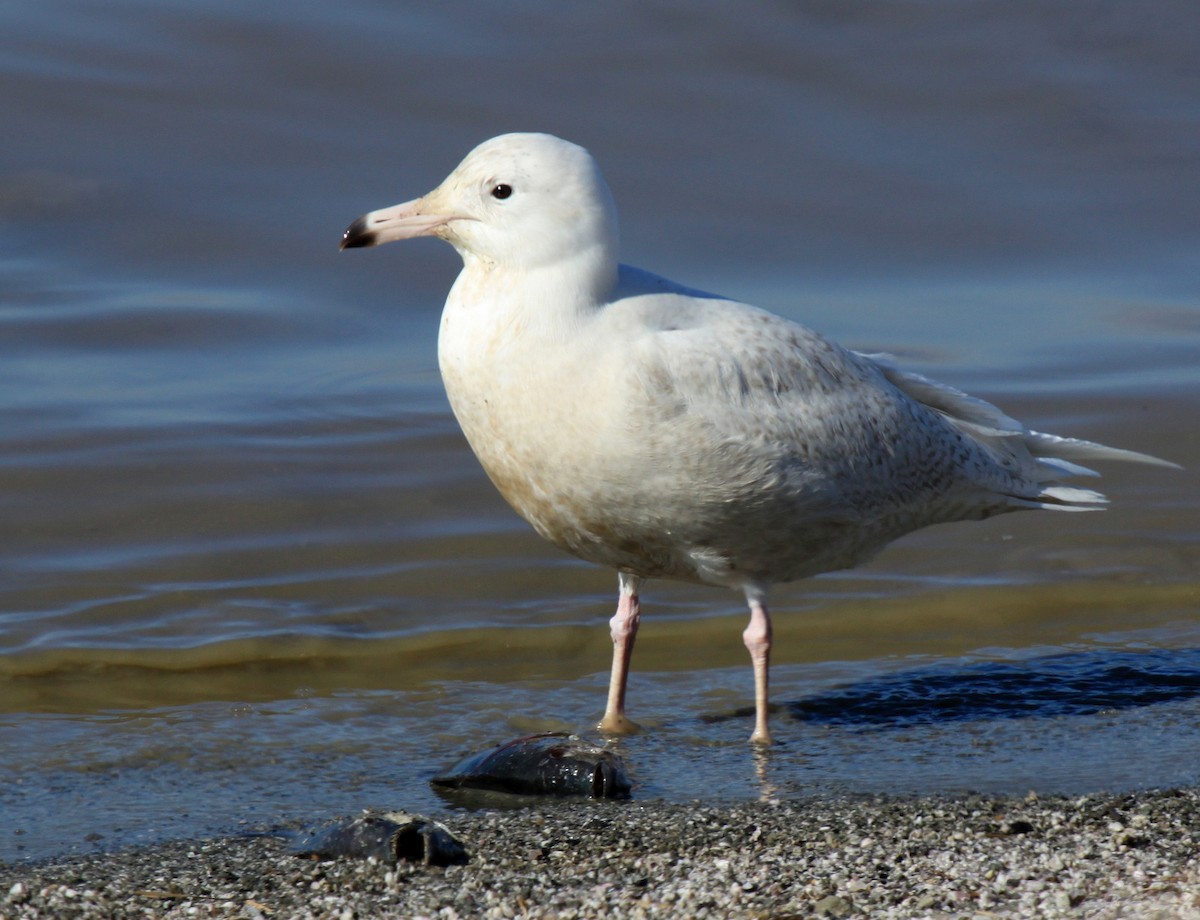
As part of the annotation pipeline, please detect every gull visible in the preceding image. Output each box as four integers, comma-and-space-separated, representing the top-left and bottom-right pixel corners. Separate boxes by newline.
340, 132, 1176, 744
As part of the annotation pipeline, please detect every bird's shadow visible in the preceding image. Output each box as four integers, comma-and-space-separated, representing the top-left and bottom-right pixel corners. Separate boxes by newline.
766, 647, 1200, 730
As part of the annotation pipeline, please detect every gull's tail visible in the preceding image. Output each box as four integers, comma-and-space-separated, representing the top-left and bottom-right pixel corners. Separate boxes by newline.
1013, 430, 1180, 511
866, 353, 1181, 512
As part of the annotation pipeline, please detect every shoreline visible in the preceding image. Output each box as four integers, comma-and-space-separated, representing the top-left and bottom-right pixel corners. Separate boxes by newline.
3, 788, 1199, 918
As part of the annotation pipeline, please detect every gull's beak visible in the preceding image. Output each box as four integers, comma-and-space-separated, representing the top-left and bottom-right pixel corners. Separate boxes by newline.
340, 193, 465, 250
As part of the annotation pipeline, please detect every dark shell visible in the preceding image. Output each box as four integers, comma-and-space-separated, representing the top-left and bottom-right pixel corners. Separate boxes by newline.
289, 811, 468, 866
431, 732, 632, 800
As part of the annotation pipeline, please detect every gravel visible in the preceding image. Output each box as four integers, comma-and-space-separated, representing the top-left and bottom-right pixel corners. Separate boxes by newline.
3, 789, 1199, 918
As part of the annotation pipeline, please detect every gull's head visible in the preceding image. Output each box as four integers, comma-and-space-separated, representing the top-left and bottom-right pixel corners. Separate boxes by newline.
341, 133, 619, 272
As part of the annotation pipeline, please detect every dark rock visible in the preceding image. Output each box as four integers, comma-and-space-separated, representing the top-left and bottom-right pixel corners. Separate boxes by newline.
431, 733, 632, 801
289, 812, 467, 866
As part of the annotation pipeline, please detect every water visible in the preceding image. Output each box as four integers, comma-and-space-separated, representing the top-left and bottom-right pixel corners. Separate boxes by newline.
2, 1, 1198, 863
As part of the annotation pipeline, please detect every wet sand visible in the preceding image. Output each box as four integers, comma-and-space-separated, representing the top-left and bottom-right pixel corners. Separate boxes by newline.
3, 788, 1198, 919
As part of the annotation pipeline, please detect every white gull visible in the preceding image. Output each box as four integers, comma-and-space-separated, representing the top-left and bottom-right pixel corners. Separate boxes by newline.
341, 132, 1177, 744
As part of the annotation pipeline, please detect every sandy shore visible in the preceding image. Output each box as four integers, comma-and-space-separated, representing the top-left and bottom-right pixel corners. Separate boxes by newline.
3, 789, 1199, 919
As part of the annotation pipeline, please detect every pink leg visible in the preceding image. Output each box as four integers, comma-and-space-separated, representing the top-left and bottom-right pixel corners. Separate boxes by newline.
598, 572, 642, 735
743, 593, 773, 745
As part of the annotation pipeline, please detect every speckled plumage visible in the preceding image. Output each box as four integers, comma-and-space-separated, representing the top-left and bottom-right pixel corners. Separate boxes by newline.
342, 132, 1175, 743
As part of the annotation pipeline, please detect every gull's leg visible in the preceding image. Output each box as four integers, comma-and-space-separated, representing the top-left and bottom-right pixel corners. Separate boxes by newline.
743, 591, 774, 745
598, 572, 642, 734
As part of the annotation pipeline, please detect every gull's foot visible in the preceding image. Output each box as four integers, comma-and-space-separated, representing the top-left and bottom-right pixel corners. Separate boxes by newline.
749, 726, 774, 746
598, 712, 642, 736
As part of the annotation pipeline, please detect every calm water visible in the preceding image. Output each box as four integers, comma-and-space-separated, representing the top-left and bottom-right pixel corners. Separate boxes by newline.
2, 1, 1198, 863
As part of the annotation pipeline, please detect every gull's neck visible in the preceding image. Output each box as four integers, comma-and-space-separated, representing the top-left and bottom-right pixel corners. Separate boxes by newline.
451, 243, 620, 342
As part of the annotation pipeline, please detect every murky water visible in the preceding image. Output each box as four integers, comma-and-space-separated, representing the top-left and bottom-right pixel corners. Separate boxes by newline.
2, 1, 1198, 863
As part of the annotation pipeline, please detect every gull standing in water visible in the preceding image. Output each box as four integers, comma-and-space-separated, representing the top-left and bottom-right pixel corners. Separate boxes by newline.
341, 133, 1175, 744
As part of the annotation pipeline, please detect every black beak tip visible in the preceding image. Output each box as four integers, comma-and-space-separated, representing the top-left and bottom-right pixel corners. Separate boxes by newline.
340, 217, 376, 250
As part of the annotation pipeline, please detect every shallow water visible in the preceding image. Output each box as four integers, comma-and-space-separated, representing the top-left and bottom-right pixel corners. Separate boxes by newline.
1, 1, 1198, 863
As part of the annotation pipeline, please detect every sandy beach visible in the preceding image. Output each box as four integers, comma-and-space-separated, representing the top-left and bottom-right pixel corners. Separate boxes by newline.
3, 788, 1198, 919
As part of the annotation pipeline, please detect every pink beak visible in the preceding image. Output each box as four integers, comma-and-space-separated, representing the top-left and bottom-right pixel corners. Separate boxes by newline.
340, 195, 466, 249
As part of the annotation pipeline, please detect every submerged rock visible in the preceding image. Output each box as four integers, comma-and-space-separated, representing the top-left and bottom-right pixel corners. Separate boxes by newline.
290, 811, 467, 866
431, 732, 632, 801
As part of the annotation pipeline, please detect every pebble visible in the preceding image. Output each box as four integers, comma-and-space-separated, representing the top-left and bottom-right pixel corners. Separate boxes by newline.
2, 789, 1200, 918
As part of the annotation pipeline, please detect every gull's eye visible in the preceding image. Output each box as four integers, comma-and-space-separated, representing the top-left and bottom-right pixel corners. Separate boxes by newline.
490, 183, 513, 200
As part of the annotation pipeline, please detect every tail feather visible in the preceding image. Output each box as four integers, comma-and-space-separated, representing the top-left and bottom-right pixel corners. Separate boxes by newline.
1024, 484, 1109, 511
866, 352, 1181, 514
1032, 456, 1101, 480
1024, 431, 1181, 471
1021, 432, 1179, 511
